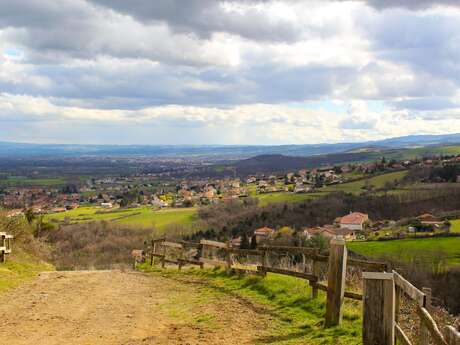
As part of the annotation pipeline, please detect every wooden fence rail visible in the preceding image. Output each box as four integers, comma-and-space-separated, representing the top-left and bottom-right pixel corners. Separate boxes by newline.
141, 236, 459, 345
0, 232, 13, 263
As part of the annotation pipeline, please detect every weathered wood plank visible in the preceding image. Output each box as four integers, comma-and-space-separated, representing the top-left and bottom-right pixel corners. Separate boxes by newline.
362, 272, 395, 345
312, 282, 362, 300
161, 241, 183, 249
229, 248, 263, 255
260, 266, 318, 281
260, 245, 319, 256
163, 259, 180, 265
200, 240, 228, 249
393, 270, 426, 306
396, 324, 413, 345
325, 238, 347, 327
311, 260, 321, 299
417, 306, 448, 345
199, 257, 227, 266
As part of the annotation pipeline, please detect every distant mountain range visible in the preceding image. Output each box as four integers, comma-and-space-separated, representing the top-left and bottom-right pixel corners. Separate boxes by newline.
1, 133, 460, 159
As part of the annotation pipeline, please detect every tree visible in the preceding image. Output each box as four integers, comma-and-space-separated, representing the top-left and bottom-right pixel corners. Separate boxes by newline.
250, 235, 257, 249
240, 233, 250, 249
24, 208, 35, 225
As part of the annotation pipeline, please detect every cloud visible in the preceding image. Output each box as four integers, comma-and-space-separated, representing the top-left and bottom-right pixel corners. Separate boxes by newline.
87, 0, 309, 43
1, 0, 460, 144
363, 0, 460, 10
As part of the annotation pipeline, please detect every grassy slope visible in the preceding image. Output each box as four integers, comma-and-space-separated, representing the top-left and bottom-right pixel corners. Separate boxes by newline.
0, 248, 53, 293
45, 206, 197, 231
254, 170, 409, 205
322, 170, 408, 194
140, 265, 361, 345
348, 237, 460, 266
449, 220, 460, 233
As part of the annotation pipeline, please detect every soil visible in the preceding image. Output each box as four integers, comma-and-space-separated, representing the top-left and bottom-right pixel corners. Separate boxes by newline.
0, 270, 270, 345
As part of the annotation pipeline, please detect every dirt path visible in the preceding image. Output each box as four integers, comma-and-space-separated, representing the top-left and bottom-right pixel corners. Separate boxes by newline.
0, 270, 270, 345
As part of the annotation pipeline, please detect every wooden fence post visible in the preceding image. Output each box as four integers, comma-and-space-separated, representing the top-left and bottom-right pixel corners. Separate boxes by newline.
362, 272, 395, 345
0, 234, 5, 263
420, 287, 432, 345
226, 241, 232, 272
325, 237, 347, 327
311, 260, 320, 299
161, 242, 166, 268
150, 239, 155, 266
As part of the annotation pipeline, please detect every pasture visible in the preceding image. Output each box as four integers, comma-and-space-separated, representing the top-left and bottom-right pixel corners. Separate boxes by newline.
348, 237, 460, 267
321, 170, 408, 194
250, 170, 409, 205
449, 219, 460, 233
45, 206, 197, 231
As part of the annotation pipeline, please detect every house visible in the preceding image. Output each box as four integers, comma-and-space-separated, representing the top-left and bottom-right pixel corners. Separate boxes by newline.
417, 213, 439, 224
304, 226, 336, 239
417, 213, 444, 228
304, 225, 357, 241
338, 212, 369, 230
254, 226, 275, 242
230, 237, 242, 247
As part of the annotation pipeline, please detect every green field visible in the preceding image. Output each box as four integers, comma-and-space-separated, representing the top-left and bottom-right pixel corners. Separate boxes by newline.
0, 176, 67, 187
45, 206, 197, 231
322, 170, 408, 194
348, 237, 460, 267
449, 219, 460, 233
250, 170, 409, 205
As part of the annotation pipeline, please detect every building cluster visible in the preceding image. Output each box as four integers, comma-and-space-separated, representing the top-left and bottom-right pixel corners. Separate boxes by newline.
2, 153, 460, 217
231, 212, 370, 248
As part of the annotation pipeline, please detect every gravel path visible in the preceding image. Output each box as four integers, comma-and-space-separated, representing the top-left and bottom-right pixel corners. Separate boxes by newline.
0, 270, 269, 345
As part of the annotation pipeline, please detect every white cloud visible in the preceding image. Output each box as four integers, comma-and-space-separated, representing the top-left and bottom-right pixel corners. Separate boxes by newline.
1, 0, 460, 144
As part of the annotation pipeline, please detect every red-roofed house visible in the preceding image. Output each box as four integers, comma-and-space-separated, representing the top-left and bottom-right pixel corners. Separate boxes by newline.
254, 226, 275, 242
304, 226, 357, 241
338, 212, 369, 230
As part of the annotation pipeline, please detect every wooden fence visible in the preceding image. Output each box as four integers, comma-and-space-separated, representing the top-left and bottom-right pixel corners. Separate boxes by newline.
141, 236, 460, 345
0, 232, 13, 263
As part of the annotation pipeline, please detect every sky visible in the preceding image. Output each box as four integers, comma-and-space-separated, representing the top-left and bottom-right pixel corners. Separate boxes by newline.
1, 0, 460, 145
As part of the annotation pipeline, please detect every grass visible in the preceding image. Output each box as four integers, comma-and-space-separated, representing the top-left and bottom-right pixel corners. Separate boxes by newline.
248, 170, 409, 205
44, 206, 197, 231
322, 170, 408, 194
348, 237, 460, 267
140, 265, 362, 345
449, 220, 460, 233
0, 248, 54, 293
0, 176, 67, 187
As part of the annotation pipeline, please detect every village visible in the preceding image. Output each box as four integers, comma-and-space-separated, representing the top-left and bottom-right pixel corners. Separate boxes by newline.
2, 153, 460, 218
228, 210, 455, 249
